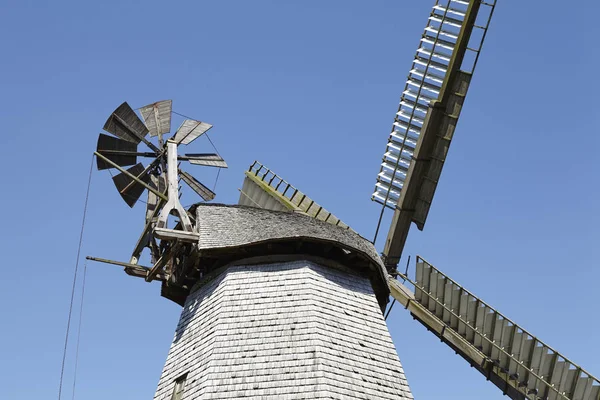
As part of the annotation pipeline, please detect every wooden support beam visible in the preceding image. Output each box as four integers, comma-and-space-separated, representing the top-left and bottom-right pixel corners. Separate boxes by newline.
146, 243, 180, 282
154, 227, 200, 243
86, 256, 165, 281
94, 151, 168, 201
130, 195, 166, 264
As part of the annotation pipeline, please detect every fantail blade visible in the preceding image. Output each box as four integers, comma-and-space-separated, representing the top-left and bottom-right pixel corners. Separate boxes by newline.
103, 102, 149, 144
139, 100, 172, 137
173, 119, 212, 145
96, 133, 138, 170
112, 163, 151, 207
185, 153, 228, 168
180, 170, 215, 201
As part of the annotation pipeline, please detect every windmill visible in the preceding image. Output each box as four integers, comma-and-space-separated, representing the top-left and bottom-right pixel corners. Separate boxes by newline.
369, 1, 600, 398
236, 0, 600, 399
90, 99, 228, 293
86, 1, 598, 400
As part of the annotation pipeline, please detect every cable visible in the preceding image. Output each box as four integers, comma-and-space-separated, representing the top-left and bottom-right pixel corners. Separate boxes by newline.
71, 261, 88, 400
203, 132, 221, 157
58, 154, 94, 400
384, 298, 397, 320
213, 168, 221, 192
172, 110, 223, 194
171, 110, 222, 154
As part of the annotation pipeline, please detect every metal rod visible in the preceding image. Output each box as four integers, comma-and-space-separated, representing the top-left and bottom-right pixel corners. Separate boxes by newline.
403, 255, 411, 280
384, 298, 396, 320
94, 152, 168, 201
86, 256, 151, 270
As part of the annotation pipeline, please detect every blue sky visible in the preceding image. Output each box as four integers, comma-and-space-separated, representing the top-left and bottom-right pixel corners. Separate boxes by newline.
1, 1, 598, 399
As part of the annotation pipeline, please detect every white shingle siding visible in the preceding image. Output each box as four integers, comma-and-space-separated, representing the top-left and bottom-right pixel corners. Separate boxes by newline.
154, 260, 413, 400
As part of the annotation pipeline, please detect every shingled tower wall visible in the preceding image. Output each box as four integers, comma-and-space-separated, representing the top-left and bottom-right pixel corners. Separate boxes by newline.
153, 205, 413, 399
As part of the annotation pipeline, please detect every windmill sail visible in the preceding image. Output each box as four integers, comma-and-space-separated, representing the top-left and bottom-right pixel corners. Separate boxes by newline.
180, 170, 215, 201
174, 119, 212, 145
389, 257, 600, 400
372, 0, 497, 267
112, 163, 151, 207
96, 133, 138, 170
185, 153, 228, 168
139, 100, 172, 137
239, 161, 353, 231
103, 102, 150, 144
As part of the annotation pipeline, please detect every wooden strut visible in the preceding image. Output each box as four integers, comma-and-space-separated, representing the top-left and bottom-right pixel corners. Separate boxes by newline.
145, 241, 182, 282
119, 156, 162, 197
156, 140, 194, 232
130, 194, 166, 265
94, 140, 198, 283
94, 151, 168, 202
85, 256, 165, 281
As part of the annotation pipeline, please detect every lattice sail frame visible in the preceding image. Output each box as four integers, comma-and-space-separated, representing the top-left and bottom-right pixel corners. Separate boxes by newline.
407, 257, 600, 400
239, 161, 353, 231
373, 0, 495, 209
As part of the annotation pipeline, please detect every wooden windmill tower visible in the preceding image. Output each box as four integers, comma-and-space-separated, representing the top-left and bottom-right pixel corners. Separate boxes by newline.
91, 99, 412, 398
89, 1, 599, 399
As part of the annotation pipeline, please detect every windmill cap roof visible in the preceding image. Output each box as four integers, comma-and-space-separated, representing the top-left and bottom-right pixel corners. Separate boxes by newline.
188, 203, 389, 310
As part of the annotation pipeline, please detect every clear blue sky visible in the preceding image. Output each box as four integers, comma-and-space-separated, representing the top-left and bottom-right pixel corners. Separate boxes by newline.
1, 1, 598, 399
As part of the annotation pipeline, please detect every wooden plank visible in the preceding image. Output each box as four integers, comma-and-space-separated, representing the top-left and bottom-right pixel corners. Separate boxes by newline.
154, 227, 200, 243
139, 100, 172, 137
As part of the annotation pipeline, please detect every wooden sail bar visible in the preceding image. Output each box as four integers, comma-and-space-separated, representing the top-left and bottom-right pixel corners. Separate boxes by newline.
239, 161, 353, 232
388, 257, 600, 400
373, 0, 497, 267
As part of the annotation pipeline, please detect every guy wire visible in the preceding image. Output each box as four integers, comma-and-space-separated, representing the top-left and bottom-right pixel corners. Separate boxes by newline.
58, 154, 94, 400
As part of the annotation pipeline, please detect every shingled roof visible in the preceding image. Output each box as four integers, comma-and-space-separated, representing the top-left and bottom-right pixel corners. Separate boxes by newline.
188, 203, 389, 306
